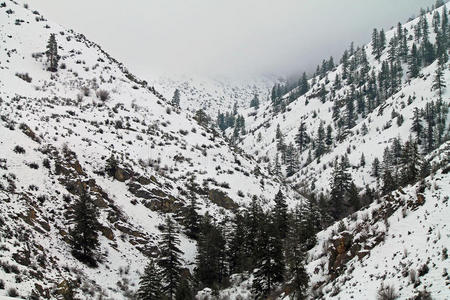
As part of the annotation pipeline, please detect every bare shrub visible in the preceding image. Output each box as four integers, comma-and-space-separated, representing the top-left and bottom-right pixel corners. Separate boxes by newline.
96, 89, 110, 102
377, 283, 398, 300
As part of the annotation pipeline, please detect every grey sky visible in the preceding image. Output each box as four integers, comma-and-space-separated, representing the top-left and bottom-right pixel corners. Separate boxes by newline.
31, 0, 436, 79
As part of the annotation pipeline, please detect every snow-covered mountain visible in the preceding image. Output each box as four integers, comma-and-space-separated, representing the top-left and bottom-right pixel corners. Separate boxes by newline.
0, 1, 296, 298
239, 4, 450, 196
0, 0, 449, 299
152, 74, 278, 118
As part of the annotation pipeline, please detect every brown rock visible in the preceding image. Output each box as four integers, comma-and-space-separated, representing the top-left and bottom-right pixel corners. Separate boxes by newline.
208, 189, 238, 210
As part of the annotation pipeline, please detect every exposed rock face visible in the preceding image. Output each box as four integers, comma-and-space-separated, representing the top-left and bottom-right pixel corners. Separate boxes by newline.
208, 189, 238, 210
114, 167, 131, 182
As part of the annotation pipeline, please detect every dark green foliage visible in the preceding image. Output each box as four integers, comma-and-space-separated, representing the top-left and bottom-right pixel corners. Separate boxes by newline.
158, 217, 183, 299
184, 196, 200, 239
46, 33, 59, 72
69, 191, 100, 266
250, 93, 260, 109
195, 215, 227, 288
273, 190, 289, 238
175, 278, 193, 300
251, 214, 285, 298
329, 157, 352, 219
137, 259, 164, 300
172, 89, 181, 107
295, 122, 309, 152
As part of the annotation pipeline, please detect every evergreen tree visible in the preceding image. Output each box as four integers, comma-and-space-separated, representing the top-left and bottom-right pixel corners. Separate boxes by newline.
175, 278, 193, 300
408, 44, 421, 78
196, 215, 227, 289
285, 209, 310, 300
432, 65, 446, 100
172, 89, 181, 107
227, 211, 249, 274
250, 93, 260, 109
402, 138, 422, 185
372, 28, 380, 59
158, 217, 183, 299
137, 259, 164, 300
329, 157, 351, 219
69, 190, 100, 266
315, 122, 326, 159
184, 196, 200, 239
295, 122, 309, 152
46, 33, 59, 72
273, 190, 289, 238
411, 107, 423, 142
372, 157, 381, 178
325, 124, 333, 148
348, 182, 361, 211
299, 72, 309, 95
251, 214, 285, 298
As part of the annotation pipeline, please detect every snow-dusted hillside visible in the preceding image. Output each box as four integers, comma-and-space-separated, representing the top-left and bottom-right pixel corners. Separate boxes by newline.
202, 142, 449, 300
240, 5, 450, 196
0, 1, 297, 298
152, 74, 278, 118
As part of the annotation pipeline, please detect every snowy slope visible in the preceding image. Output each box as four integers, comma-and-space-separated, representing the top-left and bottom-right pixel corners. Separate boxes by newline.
0, 1, 299, 298
240, 5, 450, 196
152, 74, 278, 118
304, 142, 450, 299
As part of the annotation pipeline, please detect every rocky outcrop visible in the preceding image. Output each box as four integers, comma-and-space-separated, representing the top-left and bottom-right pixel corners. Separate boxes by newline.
208, 189, 238, 210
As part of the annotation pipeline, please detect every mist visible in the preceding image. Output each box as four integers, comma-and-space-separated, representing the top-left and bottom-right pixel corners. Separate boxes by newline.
31, 0, 436, 79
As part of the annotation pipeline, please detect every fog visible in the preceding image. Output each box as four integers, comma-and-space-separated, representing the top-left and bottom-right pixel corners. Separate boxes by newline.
31, 0, 436, 79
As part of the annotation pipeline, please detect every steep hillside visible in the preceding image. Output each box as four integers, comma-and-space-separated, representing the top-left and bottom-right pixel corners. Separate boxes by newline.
152, 74, 277, 118
0, 1, 296, 298
198, 142, 450, 300
240, 4, 450, 198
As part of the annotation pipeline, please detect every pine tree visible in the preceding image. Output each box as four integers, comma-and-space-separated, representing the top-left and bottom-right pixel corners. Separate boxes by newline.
171, 89, 181, 107
46, 33, 59, 72
408, 44, 421, 78
372, 157, 381, 178
227, 211, 249, 274
402, 138, 422, 185
285, 210, 310, 299
411, 107, 423, 142
175, 278, 193, 300
184, 196, 200, 239
432, 65, 446, 100
195, 215, 227, 288
251, 214, 284, 298
348, 182, 361, 212
158, 217, 183, 299
299, 72, 309, 95
69, 190, 100, 266
329, 157, 351, 219
315, 122, 326, 160
273, 190, 289, 238
137, 259, 164, 300
250, 93, 260, 109
295, 122, 309, 152
372, 28, 380, 59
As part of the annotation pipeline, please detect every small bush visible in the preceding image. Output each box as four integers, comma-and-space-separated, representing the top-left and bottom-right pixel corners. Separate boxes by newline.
42, 158, 50, 169
377, 283, 398, 300
15, 73, 32, 83
28, 162, 39, 169
13, 145, 25, 154
418, 264, 429, 276
8, 287, 19, 297
96, 89, 110, 102
410, 269, 416, 283
0, 279, 4, 289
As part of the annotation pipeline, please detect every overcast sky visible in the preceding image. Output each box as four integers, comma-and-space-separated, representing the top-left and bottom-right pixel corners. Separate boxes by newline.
30, 0, 436, 79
